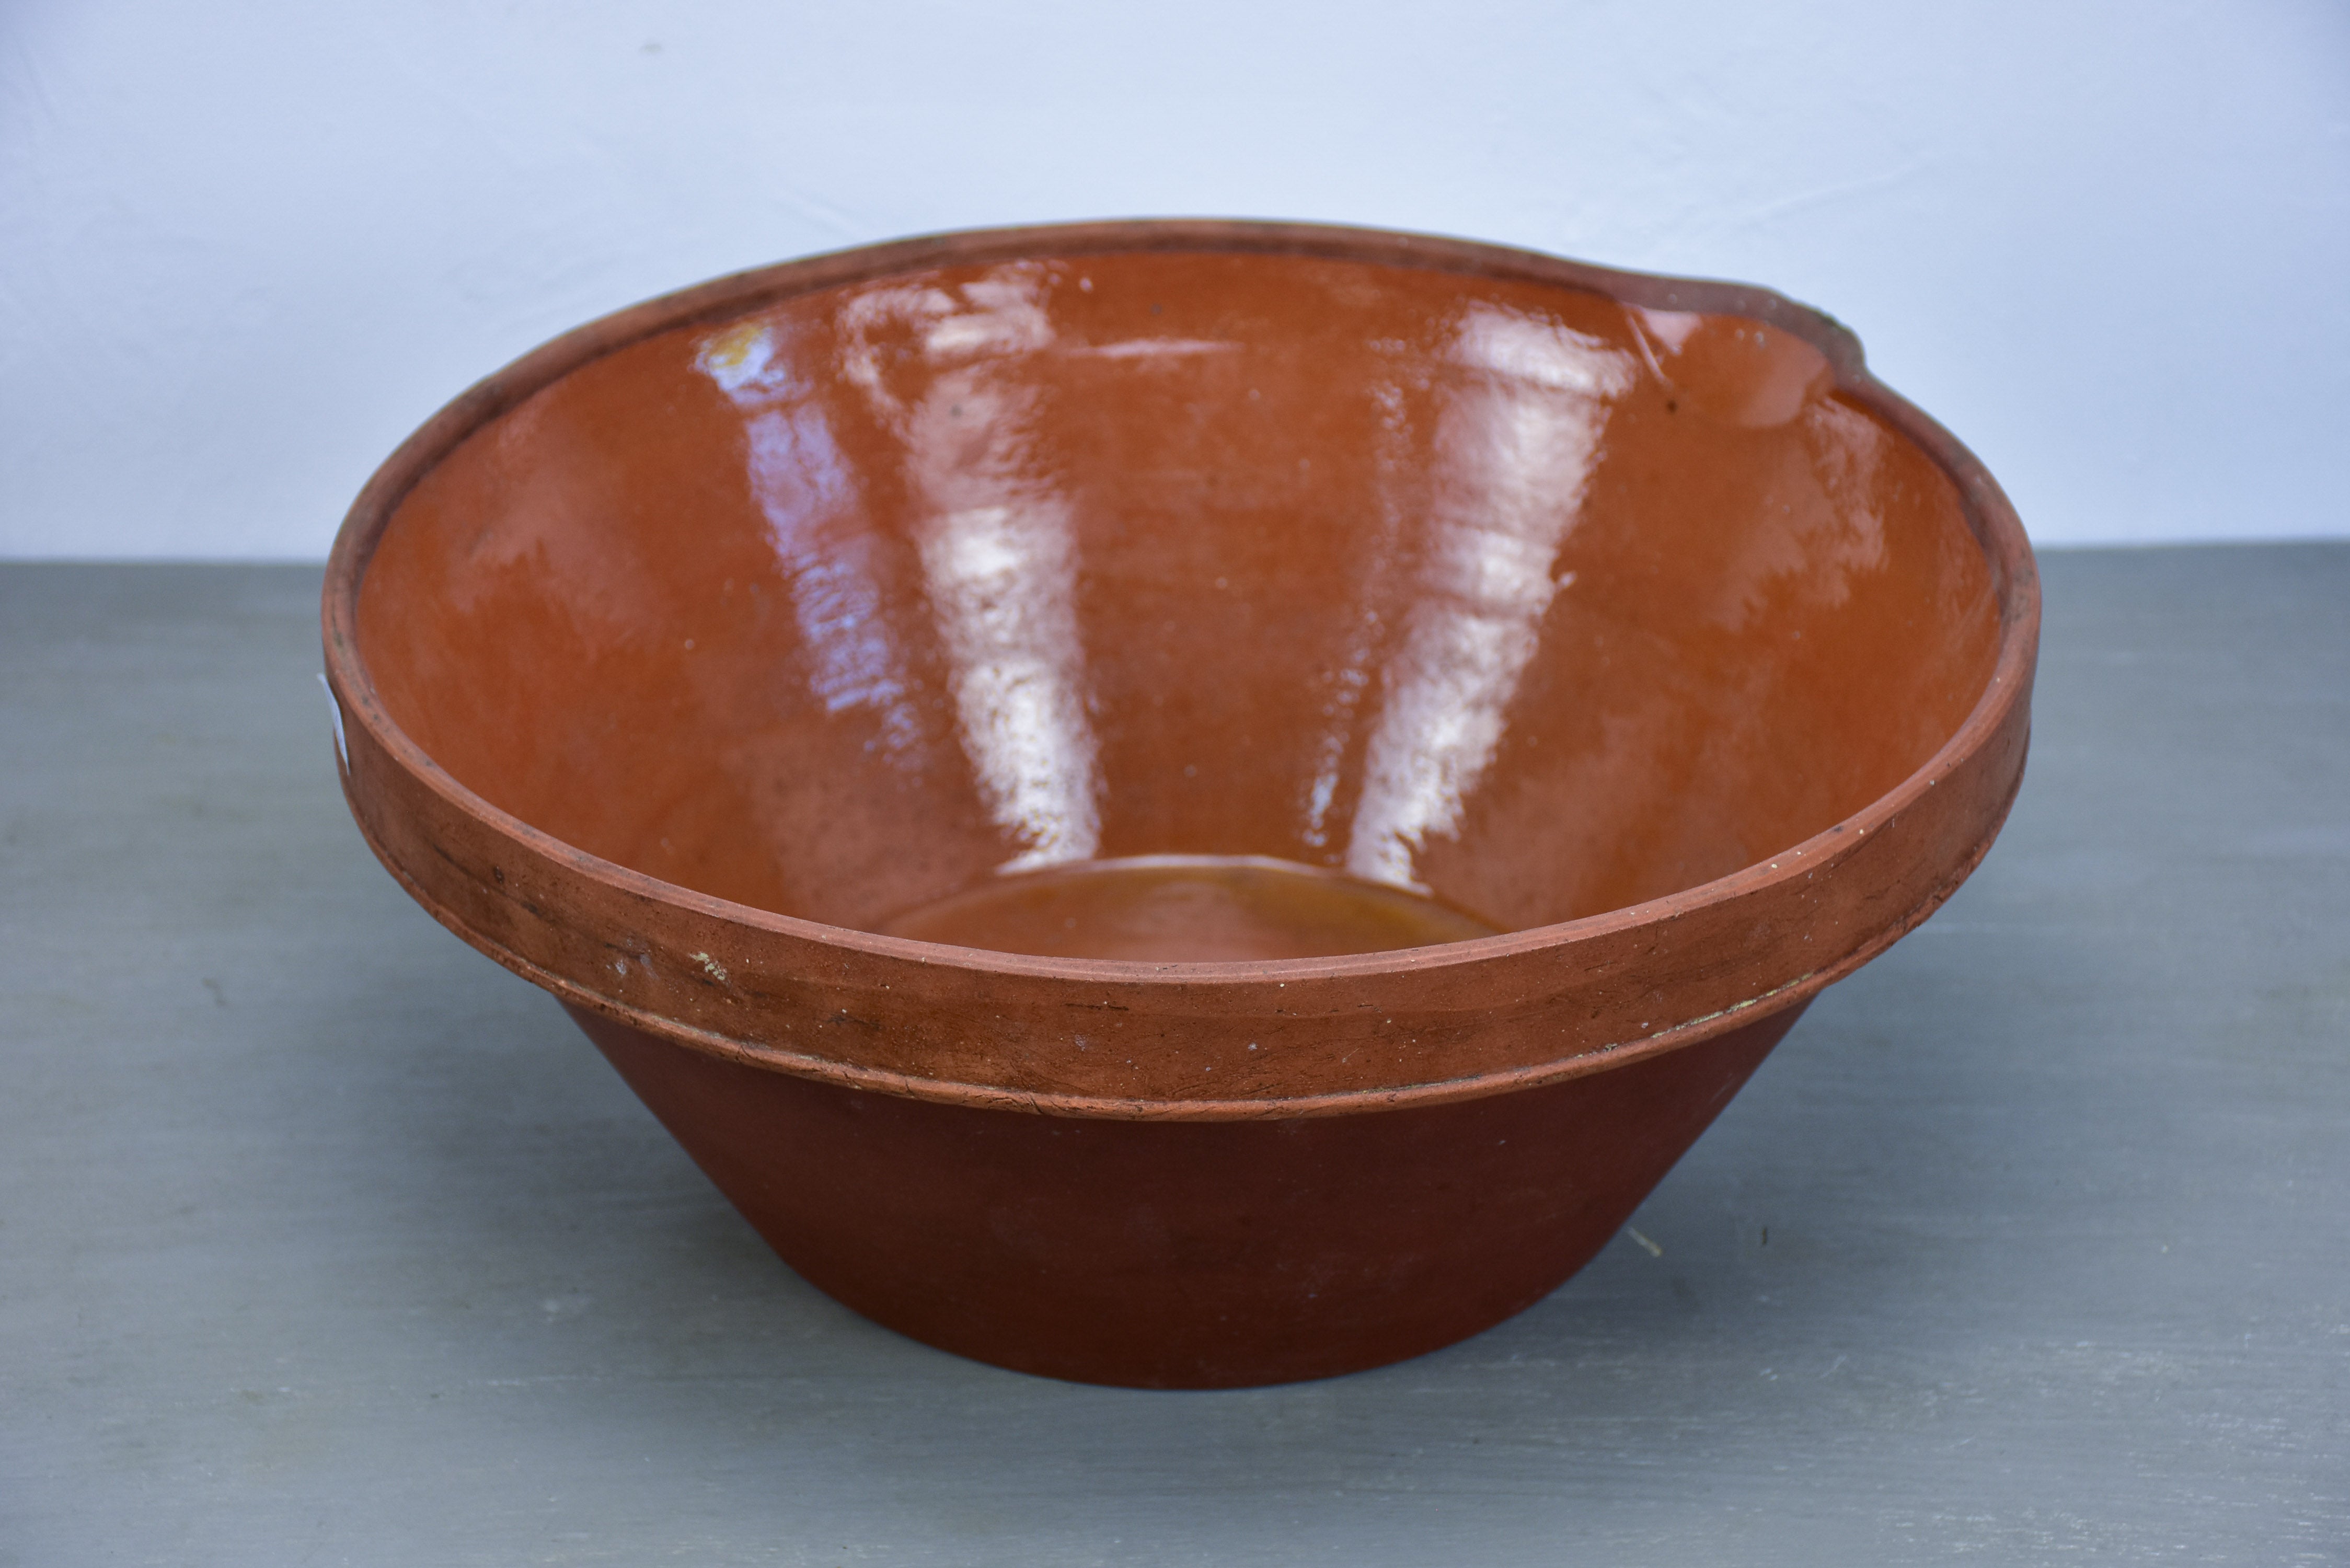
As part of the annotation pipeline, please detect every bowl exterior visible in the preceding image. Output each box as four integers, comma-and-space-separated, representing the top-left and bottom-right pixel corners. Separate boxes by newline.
568, 998, 1804, 1387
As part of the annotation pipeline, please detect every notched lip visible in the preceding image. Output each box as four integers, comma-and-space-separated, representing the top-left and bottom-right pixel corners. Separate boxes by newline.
321, 218, 2040, 1114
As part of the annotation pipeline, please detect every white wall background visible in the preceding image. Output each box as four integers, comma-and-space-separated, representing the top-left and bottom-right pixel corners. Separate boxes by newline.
3, 0, 2343, 559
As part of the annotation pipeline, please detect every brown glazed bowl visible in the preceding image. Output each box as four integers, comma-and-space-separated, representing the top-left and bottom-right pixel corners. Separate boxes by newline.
324, 221, 2037, 1388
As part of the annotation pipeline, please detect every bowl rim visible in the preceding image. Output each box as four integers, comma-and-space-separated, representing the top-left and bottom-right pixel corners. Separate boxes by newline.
322, 217, 2039, 1114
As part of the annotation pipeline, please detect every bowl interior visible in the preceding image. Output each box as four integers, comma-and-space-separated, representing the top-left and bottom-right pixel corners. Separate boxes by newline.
355, 248, 1999, 952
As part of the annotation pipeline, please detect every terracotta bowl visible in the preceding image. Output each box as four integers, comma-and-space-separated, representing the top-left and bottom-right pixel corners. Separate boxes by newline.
324, 221, 2037, 1388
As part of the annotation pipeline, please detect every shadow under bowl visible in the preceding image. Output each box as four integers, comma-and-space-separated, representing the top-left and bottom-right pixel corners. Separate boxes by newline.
324, 221, 2038, 1387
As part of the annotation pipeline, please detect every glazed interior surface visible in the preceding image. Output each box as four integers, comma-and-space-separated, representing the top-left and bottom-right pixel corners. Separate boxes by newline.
357, 249, 2001, 946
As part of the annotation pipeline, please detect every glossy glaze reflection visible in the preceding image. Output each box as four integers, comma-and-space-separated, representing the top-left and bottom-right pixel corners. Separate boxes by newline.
360, 249, 1997, 947
327, 222, 2037, 1386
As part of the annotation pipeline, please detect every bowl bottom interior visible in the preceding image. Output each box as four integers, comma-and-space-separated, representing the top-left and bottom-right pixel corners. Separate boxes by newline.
874, 854, 1498, 962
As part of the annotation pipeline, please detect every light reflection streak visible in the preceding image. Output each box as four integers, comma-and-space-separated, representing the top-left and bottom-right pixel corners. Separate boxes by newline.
1632, 306, 1703, 356
696, 323, 920, 756
1299, 380, 1409, 850
1344, 307, 1635, 890
1070, 338, 1236, 361
915, 495, 1098, 868
844, 269, 1102, 869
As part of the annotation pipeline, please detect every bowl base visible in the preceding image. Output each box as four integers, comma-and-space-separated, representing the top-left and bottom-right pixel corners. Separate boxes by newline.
566, 998, 1806, 1388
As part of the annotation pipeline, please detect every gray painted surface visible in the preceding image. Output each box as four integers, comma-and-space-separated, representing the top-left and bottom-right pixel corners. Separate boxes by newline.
2, 549, 2344, 1564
